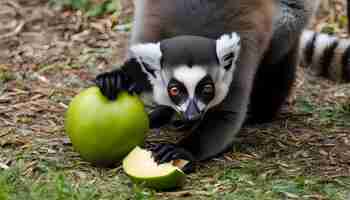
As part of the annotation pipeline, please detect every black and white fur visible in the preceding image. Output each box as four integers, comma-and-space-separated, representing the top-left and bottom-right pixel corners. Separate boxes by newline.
130, 34, 240, 117
300, 30, 350, 82
95, 0, 329, 172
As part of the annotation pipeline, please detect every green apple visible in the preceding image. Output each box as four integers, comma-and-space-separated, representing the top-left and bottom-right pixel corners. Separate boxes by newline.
123, 146, 187, 190
65, 87, 149, 166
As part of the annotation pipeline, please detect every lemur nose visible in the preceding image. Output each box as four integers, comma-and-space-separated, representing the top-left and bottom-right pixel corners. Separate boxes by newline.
185, 99, 201, 121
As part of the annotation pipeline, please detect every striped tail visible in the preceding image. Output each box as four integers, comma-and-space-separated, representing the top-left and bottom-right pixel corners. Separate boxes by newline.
299, 30, 350, 83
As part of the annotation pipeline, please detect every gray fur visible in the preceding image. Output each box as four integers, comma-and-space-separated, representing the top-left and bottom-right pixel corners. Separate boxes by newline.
130, 0, 321, 161
160, 36, 218, 68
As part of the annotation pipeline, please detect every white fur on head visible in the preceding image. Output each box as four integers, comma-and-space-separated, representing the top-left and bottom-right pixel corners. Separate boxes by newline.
216, 32, 241, 71
173, 65, 207, 99
208, 33, 241, 109
129, 43, 174, 107
129, 43, 162, 76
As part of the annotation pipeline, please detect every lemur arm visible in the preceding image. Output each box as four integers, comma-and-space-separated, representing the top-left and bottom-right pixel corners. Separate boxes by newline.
148, 106, 175, 129
95, 58, 152, 100
95, 59, 175, 129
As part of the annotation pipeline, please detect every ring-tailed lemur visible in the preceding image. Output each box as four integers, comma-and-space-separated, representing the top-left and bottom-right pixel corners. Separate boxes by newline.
94, 0, 348, 172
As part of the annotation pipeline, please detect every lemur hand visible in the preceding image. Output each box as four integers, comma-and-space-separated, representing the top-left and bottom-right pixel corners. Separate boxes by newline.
148, 143, 195, 174
95, 67, 140, 101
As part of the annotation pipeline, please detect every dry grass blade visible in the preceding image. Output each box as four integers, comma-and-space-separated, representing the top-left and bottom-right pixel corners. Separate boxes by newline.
0, 0, 25, 40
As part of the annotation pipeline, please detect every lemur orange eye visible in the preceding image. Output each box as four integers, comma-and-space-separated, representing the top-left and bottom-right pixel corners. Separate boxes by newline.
169, 87, 180, 96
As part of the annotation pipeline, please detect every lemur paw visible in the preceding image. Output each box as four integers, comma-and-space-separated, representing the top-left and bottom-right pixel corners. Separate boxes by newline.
94, 67, 139, 101
148, 143, 195, 174
95, 70, 124, 100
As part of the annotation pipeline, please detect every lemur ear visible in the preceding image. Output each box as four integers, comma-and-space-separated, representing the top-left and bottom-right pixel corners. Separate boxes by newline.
216, 33, 241, 71
129, 43, 162, 79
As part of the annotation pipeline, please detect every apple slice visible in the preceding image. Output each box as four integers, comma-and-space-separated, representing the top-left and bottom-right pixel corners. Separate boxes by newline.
123, 146, 188, 190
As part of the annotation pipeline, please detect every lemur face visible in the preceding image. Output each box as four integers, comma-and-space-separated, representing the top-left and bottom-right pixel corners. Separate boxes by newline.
165, 65, 216, 121
130, 33, 240, 121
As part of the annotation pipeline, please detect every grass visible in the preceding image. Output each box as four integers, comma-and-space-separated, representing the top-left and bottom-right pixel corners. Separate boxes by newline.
0, 162, 150, 200
0, 164, 96, 200
295, 96, 350, 127
1, 160, 349, 200
49, 0, 121, 17
217, 162, 350, 200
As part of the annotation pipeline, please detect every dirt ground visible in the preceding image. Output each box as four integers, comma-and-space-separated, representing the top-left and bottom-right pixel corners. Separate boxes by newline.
0, 0, 350, 199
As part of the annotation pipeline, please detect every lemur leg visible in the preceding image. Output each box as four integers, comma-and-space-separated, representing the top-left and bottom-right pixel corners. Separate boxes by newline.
240, 0, 318, 123
246, 0, 318, 123
265, 0, 318, 62
248, 42, 299, 123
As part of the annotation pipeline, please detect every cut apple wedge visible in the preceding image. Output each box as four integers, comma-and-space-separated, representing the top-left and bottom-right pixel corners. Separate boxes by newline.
123, 146, 188, 190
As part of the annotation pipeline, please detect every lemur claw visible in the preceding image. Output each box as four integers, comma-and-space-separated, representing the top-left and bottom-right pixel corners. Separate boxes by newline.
148, 143, 195, 174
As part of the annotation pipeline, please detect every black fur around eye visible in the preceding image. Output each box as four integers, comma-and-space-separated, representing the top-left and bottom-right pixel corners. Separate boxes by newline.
202, 84, 214, 95
198, 84, 215, 103
196, 76, 215, 104
167, 79, 188, 105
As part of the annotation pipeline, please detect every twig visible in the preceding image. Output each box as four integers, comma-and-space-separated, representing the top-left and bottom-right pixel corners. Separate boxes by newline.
0, 0, 25, 40
0, 20, 25, 40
